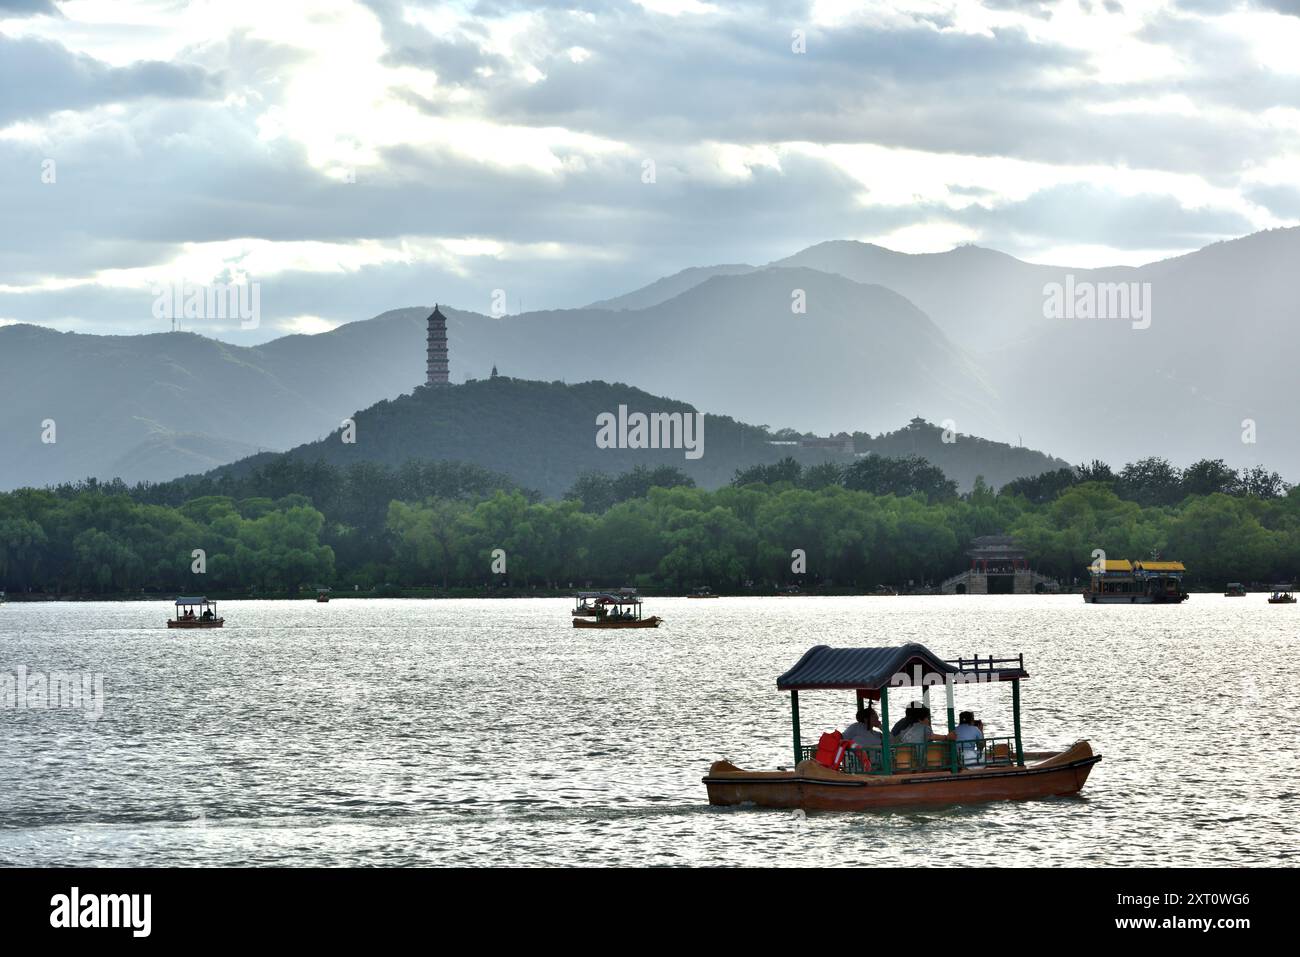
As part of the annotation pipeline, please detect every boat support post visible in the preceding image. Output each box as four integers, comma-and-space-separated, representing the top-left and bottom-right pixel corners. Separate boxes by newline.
945, 676, 955, 732
879, 687, 892, 775
946, 676, 958, 773
1012, 677, 1024, 766
790, 691, 801, 767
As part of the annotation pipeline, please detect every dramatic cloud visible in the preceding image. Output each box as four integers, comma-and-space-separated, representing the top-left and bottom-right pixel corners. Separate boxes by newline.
1, 0, 1297, 341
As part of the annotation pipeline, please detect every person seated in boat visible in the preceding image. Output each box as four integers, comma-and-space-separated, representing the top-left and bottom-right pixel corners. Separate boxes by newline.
201, 608, 214, 621
842, 705, 882, 769
891, 702, 921, 736
955, 710, 985, 766
898, 707, 955, 745
843, 705, 882, 748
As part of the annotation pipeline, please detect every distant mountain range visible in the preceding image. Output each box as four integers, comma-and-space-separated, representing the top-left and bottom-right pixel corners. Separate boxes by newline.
0, 318, 420, 490
3, 227, 1295, 490
591, 229, 1300, 475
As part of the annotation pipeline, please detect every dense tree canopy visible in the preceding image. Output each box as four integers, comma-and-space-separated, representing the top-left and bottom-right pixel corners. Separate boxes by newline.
3, 454, 1297, 594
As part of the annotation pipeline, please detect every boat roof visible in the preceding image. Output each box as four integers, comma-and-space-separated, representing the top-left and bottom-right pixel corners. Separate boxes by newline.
1088, 559, 1133, 572
175, 597, 212, 605
776, 643, 1028, 693
1134, 560, 1185, 572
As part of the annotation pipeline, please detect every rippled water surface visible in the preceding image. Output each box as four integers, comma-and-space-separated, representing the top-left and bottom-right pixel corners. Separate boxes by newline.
2, 595, 1297, 866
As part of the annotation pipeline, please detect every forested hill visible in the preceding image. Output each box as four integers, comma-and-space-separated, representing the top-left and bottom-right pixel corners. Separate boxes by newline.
856, 418, 1071, 491
205, 377, 1068, 498
209, 377, 838, 497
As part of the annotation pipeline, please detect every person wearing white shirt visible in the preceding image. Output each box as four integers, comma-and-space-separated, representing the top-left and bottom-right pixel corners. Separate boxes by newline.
955, 710, 985, 766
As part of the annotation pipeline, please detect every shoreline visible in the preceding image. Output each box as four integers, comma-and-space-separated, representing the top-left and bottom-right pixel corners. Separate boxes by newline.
14, 588, 1284, 603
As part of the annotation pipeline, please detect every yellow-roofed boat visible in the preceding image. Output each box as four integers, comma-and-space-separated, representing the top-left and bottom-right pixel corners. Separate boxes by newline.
1084, 558, 1188, 603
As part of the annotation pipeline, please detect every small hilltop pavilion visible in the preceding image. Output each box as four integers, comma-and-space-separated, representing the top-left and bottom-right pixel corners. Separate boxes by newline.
940, 535, 1060, 595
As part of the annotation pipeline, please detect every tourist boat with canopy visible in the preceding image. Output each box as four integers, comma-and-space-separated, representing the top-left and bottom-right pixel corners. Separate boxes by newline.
1268, 586, 1296, 604
1084, 559, 1188, 603
688, 587, 719, 599
703, 642, 1100, 810
1225, 582, 1247, 597
572, 593, 662, 628
168, 597, 224, 629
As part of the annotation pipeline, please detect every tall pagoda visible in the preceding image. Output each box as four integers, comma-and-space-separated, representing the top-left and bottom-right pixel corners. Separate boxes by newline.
426, 304, 449, 386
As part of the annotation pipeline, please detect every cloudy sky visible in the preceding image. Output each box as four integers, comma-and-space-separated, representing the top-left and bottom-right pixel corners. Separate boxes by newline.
2, 0, 1298, 342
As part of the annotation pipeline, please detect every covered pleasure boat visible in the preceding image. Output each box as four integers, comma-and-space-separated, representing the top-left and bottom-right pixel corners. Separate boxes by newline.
703, 643, 1100, 811
572, 593, 662, 628
168, 597, 224, 629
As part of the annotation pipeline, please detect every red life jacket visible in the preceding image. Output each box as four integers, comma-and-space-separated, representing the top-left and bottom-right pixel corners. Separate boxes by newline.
814, 730, 847, 769
848, 743, 872, 772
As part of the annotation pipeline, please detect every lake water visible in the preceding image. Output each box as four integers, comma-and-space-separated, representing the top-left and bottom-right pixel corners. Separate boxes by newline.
1, 595, 1297, 867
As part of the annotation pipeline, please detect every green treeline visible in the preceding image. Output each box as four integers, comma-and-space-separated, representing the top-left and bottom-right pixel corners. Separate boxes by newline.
1, 454, 1297, 595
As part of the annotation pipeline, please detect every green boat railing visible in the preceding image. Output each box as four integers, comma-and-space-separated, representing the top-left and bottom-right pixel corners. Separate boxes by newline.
800, 735, 1020, 775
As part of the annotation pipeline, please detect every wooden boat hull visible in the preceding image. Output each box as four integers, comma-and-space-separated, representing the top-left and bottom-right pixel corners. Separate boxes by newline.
168, 619, 224, 629
573, 616, 662, 628
1268, 597, 1296, 604
703, 740, 1100, 811
1083, 592, 1186, 604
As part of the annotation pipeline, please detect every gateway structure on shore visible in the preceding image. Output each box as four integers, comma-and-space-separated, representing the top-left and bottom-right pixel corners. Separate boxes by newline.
940, 536, 1060, 594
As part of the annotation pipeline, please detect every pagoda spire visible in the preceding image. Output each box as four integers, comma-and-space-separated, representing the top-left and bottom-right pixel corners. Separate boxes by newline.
426, 303, 449, 386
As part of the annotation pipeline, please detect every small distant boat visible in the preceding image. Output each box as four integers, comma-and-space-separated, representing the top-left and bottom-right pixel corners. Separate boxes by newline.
316, 588, 331, 604
168, 597, 223, 629
1225, 582, 1247, 597
1268, 586, 1296, 604
688, 587, 719, 599
703, 643, 1100, 811
572, 593, 662, 628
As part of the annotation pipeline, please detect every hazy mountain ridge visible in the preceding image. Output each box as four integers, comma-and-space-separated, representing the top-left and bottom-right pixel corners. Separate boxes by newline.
586, 263, 757, 311
3, 228, 1297, 488
0, 321, 424, 490
7, 261, 1000, 488
580, 228, 1300, 477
